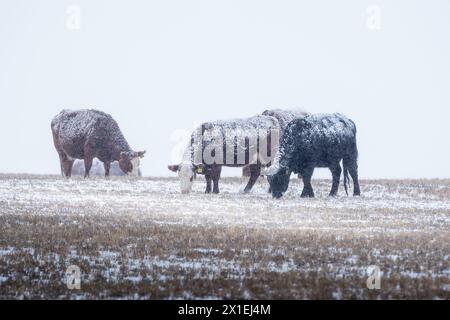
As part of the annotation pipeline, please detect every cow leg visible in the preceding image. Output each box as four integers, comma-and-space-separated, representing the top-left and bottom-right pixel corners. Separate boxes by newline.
62, 158, 74, 178
84, 157, 93, 178
329, 163, 342, 197
58, 151, 74, 178
243, 164, 261, 193
53, 133, 67, 177
60, 162, 64, 177
205, 173, 212, 193
212, 165, 222, 194
57, 153, 65, 177
344, 154, 361, 196
103, 162, 111, 178
300, 167, 315, 198
83, 143, 95, 178
348, 164, 361, 196
344, 141, 361, 196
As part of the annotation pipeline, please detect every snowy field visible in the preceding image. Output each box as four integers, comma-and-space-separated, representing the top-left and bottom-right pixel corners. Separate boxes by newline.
0, 174, 449, 299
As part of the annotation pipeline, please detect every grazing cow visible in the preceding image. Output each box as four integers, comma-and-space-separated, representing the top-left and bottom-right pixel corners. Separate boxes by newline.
168, 115, 280, 194
51, 109, 145, 178
264, 113, 361, 198
71, 159, 142, 177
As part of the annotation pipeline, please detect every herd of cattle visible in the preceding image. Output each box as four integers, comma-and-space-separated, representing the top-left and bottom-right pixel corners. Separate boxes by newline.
51, 109, 360, 198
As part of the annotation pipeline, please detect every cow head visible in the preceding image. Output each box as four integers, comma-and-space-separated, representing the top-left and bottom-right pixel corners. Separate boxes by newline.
119, 150, 146, 176
266, 167, 291, 198
168, 163, 204, 194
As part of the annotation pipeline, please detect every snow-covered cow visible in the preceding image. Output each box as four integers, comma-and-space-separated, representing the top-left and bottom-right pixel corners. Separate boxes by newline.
264, 113, 361, 198
168, 115, 280, 194
51, 109, 145, 178
71, 159, 142, 177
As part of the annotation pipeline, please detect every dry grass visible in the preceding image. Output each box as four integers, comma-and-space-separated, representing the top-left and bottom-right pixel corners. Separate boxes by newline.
0, 174, 449, 299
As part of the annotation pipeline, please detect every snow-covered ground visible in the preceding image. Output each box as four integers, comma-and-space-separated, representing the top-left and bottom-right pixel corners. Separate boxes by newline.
0, 174, 449, 299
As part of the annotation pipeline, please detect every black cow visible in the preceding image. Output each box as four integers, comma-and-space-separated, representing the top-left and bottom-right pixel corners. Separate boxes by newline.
51, 109, 145, 177
264, 113, 361, 198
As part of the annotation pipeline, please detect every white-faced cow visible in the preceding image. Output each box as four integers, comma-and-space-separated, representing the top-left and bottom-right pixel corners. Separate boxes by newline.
51, 109, 145, 178
168, 115, 280, 194
264, 113, 361, 198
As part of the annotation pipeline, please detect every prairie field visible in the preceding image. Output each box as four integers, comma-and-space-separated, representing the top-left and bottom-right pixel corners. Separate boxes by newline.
0, 174, 449, 299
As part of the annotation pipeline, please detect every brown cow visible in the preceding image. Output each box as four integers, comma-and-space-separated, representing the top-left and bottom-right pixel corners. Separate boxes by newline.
51, 109, 145, 178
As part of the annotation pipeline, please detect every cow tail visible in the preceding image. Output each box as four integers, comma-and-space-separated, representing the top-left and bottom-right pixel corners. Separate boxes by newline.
343, 163, 349, 196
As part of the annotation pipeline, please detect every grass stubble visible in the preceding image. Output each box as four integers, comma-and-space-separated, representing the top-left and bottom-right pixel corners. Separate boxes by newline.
0, 174, 449, 299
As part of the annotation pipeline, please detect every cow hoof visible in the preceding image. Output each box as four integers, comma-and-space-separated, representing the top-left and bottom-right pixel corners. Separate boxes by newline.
329, 193, 337, 197
272, 192, 283, 199
301, 194, 314, 198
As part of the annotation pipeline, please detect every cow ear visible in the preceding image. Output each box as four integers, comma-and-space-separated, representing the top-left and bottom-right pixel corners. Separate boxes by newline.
168, 165, 179, 172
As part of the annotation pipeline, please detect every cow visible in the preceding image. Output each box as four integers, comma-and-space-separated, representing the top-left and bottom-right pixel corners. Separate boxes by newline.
168, 115, 280, 194
71, 159, 142, 177
263, 113, 361, 198
51, 109, 145, 178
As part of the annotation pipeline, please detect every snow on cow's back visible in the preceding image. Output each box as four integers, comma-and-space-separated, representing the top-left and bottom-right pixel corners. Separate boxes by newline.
181, 114, 281, 163
206, 114, 279, 130
54, 109, 122, 142
302, 113, 356, 142
51, 108, 134, 159
199, 115, 280, 142
262, 108, 309, 134
212, 115, 279, 141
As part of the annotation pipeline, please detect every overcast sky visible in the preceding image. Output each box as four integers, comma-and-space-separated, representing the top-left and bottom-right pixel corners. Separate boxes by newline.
0, 0, 449, 178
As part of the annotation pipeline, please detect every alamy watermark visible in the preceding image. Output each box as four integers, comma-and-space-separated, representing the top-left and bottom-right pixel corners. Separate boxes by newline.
66, 265, 81, 290
366, 5, 382, 31
187, 126, 279, 166
66, 5, 81, 31
366, 265, 381, 290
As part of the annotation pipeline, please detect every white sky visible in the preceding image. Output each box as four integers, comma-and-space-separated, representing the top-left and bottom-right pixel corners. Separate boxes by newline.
0, 0, 449, 178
